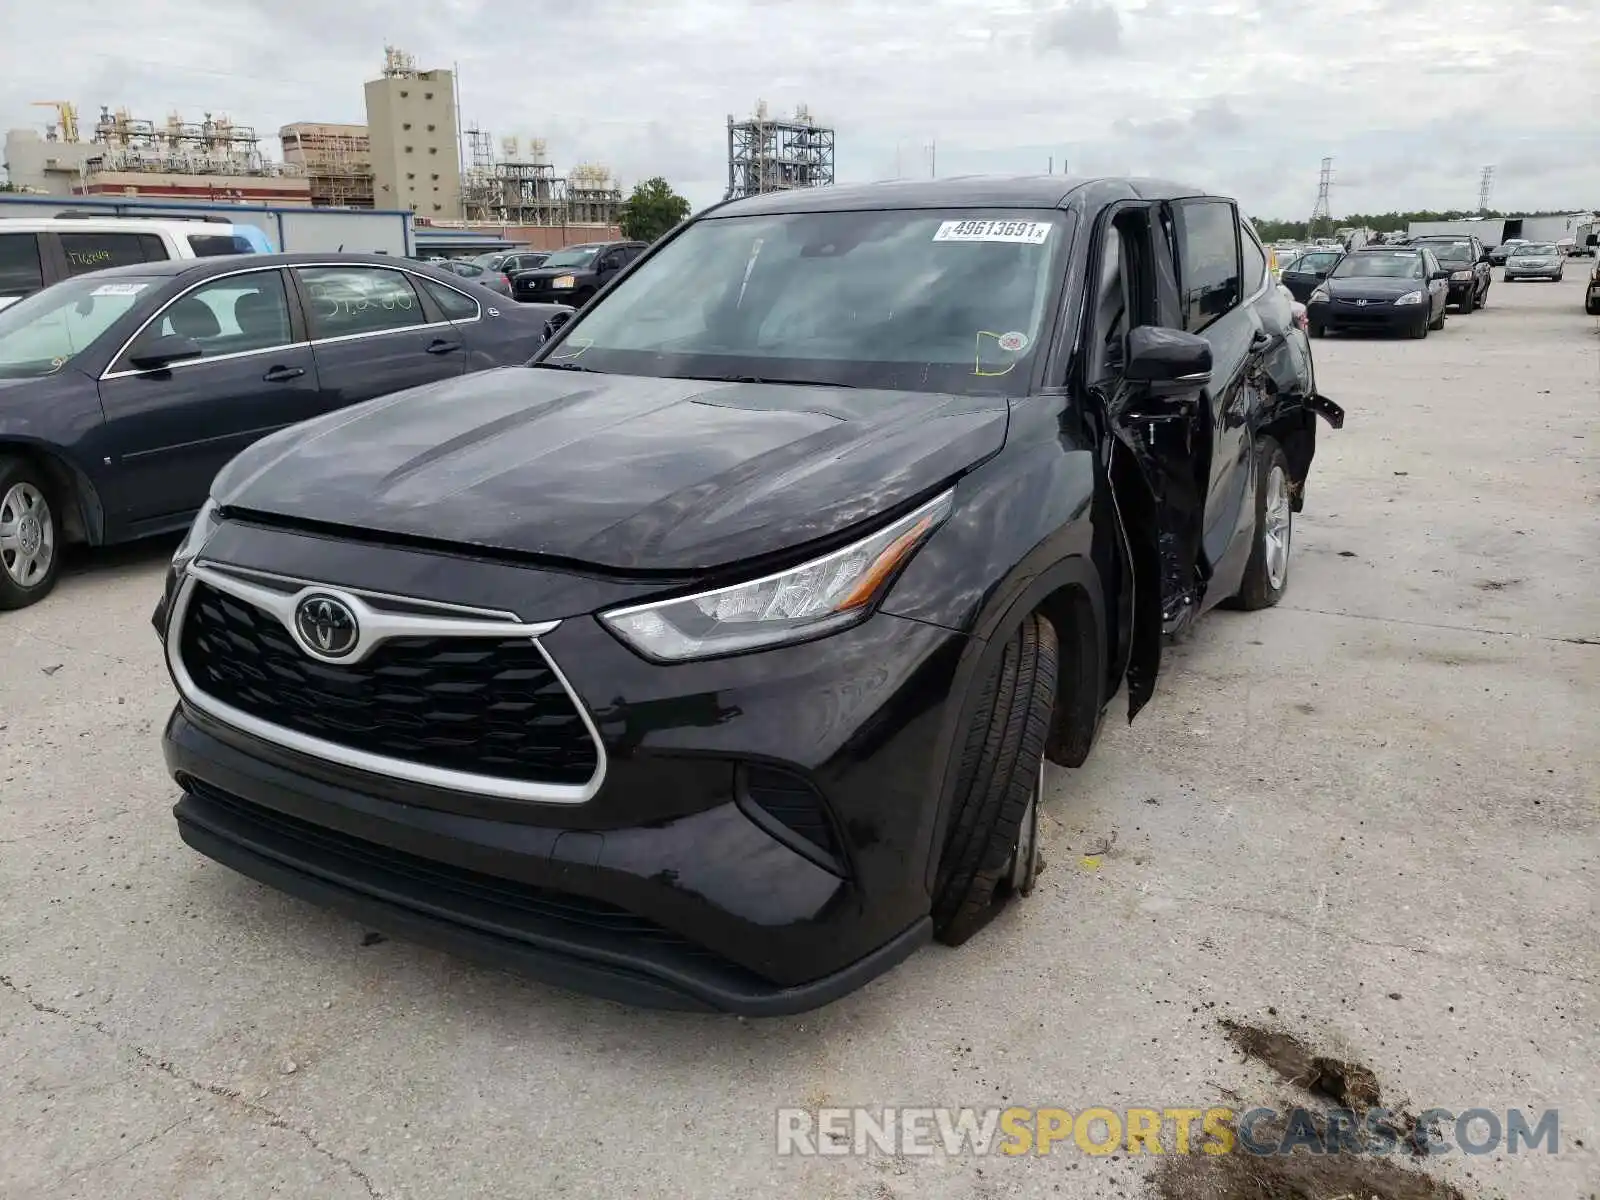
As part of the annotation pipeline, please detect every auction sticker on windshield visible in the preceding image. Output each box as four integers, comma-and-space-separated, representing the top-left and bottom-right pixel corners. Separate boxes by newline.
91, 283, 148, 296
933, 220, 1052, 244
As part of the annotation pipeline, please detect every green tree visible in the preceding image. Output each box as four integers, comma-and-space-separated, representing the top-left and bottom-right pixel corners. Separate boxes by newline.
619, 177, 691, 243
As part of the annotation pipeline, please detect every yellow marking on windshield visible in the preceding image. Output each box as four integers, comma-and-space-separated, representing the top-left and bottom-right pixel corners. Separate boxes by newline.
973, 331, 1018, 377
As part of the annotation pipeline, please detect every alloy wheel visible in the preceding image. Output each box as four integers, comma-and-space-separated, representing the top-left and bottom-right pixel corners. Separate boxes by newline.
1263, 464, 1291, 591
1008, 760, 1042, 896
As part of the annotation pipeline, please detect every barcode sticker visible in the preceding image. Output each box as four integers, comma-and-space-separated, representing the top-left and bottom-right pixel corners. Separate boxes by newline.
932, 220, 1052, 244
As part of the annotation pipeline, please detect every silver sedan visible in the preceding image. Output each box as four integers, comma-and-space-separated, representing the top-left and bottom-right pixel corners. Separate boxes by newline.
1503, 243, 1565, 281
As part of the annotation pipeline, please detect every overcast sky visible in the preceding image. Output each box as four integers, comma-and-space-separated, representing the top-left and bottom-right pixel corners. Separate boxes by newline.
4, 0, 1597, 220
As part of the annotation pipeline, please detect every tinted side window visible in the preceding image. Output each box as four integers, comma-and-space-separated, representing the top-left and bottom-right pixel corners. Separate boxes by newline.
0, 234, 44, 298
59, 233, 159, 275
1240, 224, 1267, 295
419, 277, 479, 320
138, 234, 169, 261
296, 266, 426, 338
130, 271, 294, 364
597, 250, 625, 271
1174, 200, 1241, 332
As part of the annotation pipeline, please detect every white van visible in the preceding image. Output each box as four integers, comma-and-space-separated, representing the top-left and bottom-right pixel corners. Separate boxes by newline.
0, 217, 271, 311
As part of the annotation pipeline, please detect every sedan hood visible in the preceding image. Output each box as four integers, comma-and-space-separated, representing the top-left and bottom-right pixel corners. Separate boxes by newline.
211, 368, 1008, 572
1324, 276, 1423, 299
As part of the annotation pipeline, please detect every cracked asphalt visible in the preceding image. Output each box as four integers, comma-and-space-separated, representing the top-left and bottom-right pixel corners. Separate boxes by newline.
2, 271, 1596, 1200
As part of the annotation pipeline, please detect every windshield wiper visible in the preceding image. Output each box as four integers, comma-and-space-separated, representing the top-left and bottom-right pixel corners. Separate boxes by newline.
685, 373, 857, 388
531, 360, 599, 372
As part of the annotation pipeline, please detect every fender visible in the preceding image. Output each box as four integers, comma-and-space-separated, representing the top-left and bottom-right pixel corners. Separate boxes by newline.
0, 433, 107, 545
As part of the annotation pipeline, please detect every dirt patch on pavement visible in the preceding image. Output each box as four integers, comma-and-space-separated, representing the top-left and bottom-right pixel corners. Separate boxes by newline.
1150, 1141, 1470, 1200
1148, 1020, 1473, 1200
1220, 1020, 1382, 1109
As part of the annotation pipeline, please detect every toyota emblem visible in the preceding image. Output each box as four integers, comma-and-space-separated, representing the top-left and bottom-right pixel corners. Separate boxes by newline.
294, 593, 359, 658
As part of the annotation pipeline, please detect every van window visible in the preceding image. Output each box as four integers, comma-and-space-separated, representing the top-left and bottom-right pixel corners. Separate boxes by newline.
59, 233, 168, 275
187, 234, 256, 257
0, 234, 45, 299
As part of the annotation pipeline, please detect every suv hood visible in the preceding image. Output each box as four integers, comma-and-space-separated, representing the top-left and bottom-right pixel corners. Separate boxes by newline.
211, 368, 1008, 571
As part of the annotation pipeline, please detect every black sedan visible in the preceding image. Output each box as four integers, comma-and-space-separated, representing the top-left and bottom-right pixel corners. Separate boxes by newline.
155, 177, 1341, 1014
1306, 246, 1450, 338
1277, 247, 1344, 303
0, 253, 572, 609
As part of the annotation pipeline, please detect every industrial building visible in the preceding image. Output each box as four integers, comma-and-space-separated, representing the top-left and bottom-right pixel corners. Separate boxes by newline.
725, 100, 835, 200
280, 122, 373, 208
4, 102, 309, 204
459, 132, 622, 228
364, 47, 462, 218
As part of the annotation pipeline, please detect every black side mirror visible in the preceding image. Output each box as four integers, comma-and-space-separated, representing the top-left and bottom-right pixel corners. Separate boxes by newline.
1123, 326, 1212, 387
128, 334, 204, 371
1430, 269, 1450, 281
541, 310, 574, 342
1587, 234, 1597, 248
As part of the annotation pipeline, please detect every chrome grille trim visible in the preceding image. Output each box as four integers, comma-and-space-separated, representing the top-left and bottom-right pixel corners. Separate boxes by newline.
168, 565, 607, 805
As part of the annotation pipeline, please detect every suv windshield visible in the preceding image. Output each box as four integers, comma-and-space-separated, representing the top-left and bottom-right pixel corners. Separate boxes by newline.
1512, 243, 1557, 256
1331, 253, 1424, 280
538, 210, 1071, 395
0, 275, 155, 379
1422, 241, 1473, 263
542, 246, 601, 269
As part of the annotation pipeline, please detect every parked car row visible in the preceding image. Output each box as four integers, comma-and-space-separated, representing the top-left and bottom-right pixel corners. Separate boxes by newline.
0, 253, 572, 608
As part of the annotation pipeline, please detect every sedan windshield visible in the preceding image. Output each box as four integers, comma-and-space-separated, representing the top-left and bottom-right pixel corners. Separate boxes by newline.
1331, 253, 1424, 279
537, 209, 1071, 395
542, 246, 601, 269
1512, 243, 1557, 256
0, 275, 155, 379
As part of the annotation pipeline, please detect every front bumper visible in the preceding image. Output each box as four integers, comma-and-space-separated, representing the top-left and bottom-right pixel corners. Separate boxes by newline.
1505, 263, 1560, 279
1307, 298, 1422, 332
1445, 278, 1477, 305
159, 548, 968, 1015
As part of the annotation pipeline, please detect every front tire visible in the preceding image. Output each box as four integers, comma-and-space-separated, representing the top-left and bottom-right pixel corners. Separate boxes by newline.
1309, 322, 1326, 339
1231, 438, 1293, 611
933, 613, 1057, 946
1459, 289, 1475, 314
1428, 304, 1447, 331
0, 456, 62, 611
1411, 312, 1429, 338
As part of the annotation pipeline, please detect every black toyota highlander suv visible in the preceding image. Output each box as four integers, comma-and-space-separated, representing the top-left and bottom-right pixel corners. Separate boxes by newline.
154, 177, 1342, 1015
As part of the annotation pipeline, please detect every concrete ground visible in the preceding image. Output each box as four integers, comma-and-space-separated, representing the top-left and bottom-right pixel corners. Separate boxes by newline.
2, 269, 1595, 1200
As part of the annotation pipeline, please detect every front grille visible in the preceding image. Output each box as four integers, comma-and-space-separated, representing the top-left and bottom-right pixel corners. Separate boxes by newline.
178, 581, 598, 785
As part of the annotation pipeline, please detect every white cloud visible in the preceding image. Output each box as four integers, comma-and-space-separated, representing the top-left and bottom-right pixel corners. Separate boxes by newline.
2, 0, 1595, 218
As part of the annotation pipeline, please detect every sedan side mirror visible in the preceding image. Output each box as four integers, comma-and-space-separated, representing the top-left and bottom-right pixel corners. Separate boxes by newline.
541, 310, 574, 342
128, 334, 204, 371
1123, 326, 1212, 387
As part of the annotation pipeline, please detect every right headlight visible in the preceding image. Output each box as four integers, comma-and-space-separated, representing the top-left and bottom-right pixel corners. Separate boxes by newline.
1394, 291, 1424, 306
600, 490, 954, 662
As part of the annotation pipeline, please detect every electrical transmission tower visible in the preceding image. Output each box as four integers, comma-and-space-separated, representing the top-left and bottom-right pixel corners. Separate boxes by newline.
1309, 157, 1333, 236
1478, 165, 1495, 213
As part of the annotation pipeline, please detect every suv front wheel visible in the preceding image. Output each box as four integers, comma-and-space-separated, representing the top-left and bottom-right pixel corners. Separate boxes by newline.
0, 456, 62, 610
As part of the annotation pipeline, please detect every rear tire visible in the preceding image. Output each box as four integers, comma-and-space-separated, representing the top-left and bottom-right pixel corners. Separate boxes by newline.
933, 613, 1057, 946
1231, 438, 1293, 611
0, 456, 62, 611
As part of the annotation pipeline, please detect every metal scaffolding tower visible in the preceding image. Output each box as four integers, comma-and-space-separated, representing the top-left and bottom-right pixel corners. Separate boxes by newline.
1309, 157, 1333, 235
725, 100, 835, 200
459, 130, 622, 226
1478, 165, 1495, 214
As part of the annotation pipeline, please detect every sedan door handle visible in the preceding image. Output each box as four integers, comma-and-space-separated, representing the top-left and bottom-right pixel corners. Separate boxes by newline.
426, 339, 462, 355
262, 365, 306, 382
